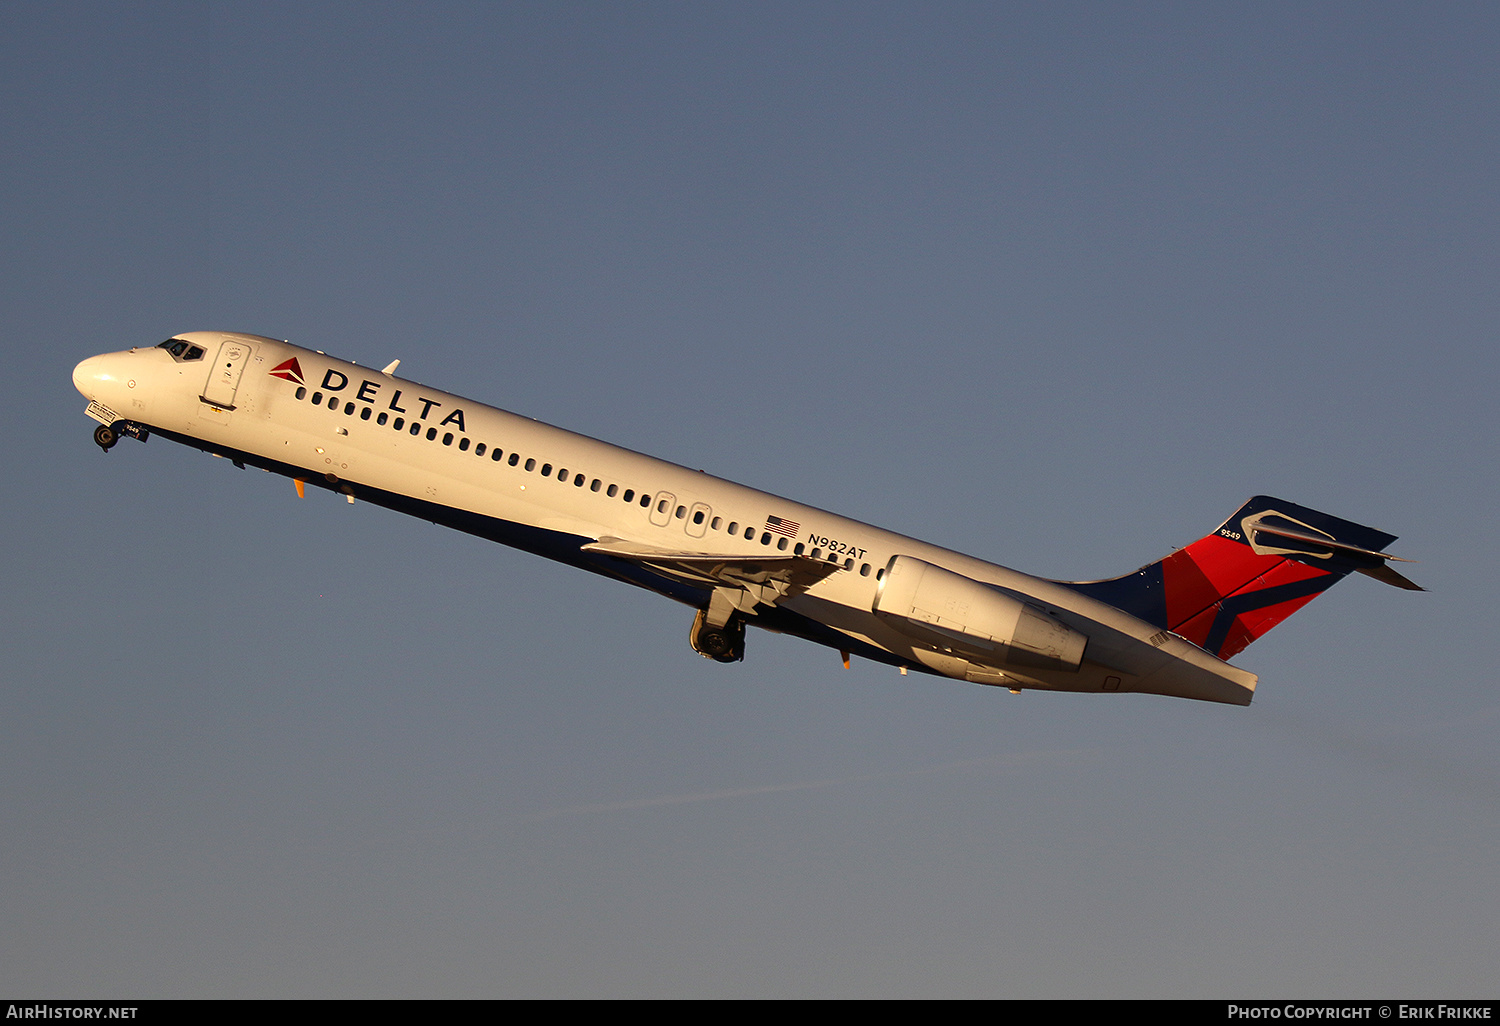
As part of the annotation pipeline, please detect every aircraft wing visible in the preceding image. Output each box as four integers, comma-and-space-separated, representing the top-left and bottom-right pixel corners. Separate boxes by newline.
580, 536, 840, 611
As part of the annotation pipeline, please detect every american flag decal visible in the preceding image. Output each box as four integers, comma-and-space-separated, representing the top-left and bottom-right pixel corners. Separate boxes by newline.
765, 515, 800, 538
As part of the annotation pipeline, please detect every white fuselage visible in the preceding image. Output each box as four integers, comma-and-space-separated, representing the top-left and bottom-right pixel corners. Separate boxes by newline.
73, 331, 1257, 704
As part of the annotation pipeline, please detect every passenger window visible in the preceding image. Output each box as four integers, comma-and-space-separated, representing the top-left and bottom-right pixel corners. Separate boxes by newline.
622, 489, 633, 502
328, 396, 339, 410
360, 407, 371, 420
312, 392, 323, 405
591, 479, 601, 492
296, 387, 307, 401
458, 437, 469, 450
606, 483, 616, 497
675, 506, 686, 519
442, 433, 453, 446
393, 417, 404, 431
639, 494, 650, 508
557, 469, 567, 482
777, 537, 788, 550
575, 476, 585, 488
344, 402, 356, 415
473, 442, 484, 456
692, 511, 705, 525
410, 423, 421, 435
525, 458, 535, 471
426, 427, 437, 441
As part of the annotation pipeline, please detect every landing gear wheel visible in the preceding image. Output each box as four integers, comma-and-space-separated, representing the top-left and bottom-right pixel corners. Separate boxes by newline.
93, 424, 118, 451
699, 628, 734, 658
690, 608, 745, 663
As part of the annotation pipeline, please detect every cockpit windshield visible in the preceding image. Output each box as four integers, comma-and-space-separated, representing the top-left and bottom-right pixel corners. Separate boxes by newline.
158, 338, 206, 361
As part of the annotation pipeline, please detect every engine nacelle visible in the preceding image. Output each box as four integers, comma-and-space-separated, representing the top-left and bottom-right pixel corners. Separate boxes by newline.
873, 555, 1087, 672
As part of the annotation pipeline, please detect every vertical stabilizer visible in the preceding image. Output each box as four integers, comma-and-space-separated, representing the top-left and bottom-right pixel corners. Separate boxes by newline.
1066, 496, 1419, 660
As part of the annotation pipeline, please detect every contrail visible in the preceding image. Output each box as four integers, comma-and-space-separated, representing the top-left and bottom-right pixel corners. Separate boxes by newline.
525, 750, 1087, 820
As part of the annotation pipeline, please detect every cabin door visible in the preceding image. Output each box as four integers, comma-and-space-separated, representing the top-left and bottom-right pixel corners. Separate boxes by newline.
202, 339, 253, 409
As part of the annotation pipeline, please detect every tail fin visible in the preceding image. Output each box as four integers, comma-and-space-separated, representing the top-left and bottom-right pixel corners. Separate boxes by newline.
1067, 496, 1420, 661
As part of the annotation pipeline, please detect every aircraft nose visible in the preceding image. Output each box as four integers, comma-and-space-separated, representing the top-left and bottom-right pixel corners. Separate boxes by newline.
73, 353, 125, 400
73, 355, 103, 398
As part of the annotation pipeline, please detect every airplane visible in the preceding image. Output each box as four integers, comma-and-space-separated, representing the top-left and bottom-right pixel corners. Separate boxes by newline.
72, 332, 1421, 706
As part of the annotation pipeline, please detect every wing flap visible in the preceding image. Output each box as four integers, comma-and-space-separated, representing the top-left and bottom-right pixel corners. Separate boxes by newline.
580, 537, 840, 609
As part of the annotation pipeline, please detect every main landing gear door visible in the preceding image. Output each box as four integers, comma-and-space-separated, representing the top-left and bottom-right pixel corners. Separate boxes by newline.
201, 339, 252, 410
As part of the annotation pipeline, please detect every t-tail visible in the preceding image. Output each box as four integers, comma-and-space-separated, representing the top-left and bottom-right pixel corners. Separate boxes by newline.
1067, 496, 1422, 661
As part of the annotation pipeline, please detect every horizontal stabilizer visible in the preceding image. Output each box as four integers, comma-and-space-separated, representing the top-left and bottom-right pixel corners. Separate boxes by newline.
1247, 522, 1415, 563
1356, 563, 1425, 591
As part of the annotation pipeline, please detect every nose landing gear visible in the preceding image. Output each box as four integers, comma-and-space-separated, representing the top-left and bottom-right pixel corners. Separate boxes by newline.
691, 607, 746, 663
91, 420, 147, 452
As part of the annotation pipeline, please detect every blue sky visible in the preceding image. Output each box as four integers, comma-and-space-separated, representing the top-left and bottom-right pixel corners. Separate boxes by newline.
3, 2, 1497, 997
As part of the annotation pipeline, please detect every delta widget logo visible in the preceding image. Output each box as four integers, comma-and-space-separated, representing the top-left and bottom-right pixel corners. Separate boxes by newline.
269, 357, 305, 385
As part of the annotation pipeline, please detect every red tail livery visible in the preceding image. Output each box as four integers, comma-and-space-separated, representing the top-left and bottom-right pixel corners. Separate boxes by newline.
1069, 496, 1421, 660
